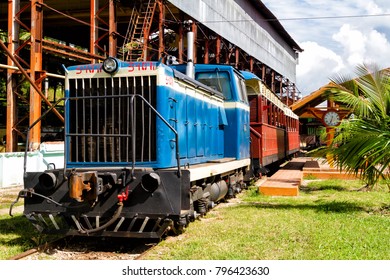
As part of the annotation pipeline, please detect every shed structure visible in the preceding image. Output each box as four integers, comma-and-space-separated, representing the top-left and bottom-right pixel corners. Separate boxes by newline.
0, 0, 302, 152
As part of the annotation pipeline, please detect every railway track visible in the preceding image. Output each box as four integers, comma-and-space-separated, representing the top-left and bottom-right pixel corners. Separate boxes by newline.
9, 237, 67, 260
9, 236, 157, 260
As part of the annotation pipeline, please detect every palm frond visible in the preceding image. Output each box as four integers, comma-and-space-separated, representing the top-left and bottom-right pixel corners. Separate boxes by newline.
318, 64, 390, 188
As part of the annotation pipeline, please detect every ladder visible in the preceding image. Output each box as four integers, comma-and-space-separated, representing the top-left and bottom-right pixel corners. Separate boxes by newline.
125, 0, 157, 61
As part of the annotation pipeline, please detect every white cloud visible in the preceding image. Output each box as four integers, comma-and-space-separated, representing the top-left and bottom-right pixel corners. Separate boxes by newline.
366, 29, 390, 59
262, 0, 390, 95
296, 41, 344, 94
332, 24, 367, 65
332, 24, 390, 69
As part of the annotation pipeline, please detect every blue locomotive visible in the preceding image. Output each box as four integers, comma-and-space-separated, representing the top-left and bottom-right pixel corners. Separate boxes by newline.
17, 57, 251, 238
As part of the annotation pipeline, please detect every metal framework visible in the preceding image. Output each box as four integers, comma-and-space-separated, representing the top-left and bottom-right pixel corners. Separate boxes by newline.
1, 0, 301, 152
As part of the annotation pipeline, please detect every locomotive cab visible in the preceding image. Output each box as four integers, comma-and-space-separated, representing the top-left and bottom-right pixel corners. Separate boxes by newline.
171, 64, 250, 161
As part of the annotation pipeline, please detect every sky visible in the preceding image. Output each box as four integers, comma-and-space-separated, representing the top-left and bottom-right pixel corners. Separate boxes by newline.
261, 0, 390, 96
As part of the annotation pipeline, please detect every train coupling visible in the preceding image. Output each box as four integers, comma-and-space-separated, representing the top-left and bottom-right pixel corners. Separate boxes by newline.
69, 171, 118, 203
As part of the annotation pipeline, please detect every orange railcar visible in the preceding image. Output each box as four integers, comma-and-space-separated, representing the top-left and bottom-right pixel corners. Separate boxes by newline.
242, 71, 300, 175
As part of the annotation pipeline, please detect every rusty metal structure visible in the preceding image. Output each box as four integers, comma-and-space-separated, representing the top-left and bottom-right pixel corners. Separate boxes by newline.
0, 0, 302, 152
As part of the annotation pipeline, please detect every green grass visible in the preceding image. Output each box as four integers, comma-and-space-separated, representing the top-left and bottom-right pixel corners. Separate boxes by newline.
0, 189, 43, 259
144, 179, 390, 260
0, 214, 40, 259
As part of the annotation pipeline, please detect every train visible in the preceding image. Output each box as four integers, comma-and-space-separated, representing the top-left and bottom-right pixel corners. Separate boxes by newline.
241, 71, 300, 176
11, 56, 299, 239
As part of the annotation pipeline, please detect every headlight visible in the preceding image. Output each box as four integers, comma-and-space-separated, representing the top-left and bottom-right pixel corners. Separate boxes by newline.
102, 57, 119, 74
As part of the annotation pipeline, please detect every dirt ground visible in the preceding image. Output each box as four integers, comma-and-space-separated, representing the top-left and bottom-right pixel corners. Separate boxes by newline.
0, 186, 24, 215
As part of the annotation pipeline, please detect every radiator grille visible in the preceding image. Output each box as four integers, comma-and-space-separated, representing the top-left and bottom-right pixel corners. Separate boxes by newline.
67, 75, 157, 163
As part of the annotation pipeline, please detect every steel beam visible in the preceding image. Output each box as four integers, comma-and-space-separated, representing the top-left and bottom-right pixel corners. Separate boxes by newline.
29, 0, 43, 150
108, 0, 117, 57
178, 23, 183, 63
6, 0, 20, 152
216, 35, 220, 64
235, 47, 239, 69
191, 20, 197, 64
90, 0, 99, 63
204, 38, 209, 64
94, 1, 109, 57
261, 65, 266, 83
0, 41, 64, 120
158, 0, 165, 61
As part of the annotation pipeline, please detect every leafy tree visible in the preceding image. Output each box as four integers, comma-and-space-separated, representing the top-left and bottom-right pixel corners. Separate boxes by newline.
315, 64, 390, 190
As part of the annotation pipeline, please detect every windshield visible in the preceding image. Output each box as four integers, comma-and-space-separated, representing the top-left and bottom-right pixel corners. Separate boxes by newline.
195, 71, 232, 100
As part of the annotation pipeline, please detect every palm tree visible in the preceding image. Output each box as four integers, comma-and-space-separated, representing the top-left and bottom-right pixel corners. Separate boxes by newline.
317, 64, 390, 190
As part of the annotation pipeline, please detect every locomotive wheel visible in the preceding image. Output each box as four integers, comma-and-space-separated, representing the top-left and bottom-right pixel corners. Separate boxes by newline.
171, 223, 185, 235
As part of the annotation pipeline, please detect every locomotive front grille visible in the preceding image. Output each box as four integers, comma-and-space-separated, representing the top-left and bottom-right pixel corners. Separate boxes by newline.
67, 75, 157, 163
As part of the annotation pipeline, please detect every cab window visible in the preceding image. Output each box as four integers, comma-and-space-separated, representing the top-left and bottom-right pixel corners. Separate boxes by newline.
235, 74, 249, 104
195, 71, 232, 100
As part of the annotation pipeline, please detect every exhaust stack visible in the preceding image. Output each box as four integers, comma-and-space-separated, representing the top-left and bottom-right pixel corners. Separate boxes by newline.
184, 20, 194, 79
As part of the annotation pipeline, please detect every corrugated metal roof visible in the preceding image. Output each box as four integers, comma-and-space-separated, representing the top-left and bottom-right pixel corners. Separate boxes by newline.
248, 0, 303, 52
168, 0, 301, 83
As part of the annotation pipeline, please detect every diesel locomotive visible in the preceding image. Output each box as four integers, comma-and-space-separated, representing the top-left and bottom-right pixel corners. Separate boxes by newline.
14, 57, 252, 238
12, 49, 300, 239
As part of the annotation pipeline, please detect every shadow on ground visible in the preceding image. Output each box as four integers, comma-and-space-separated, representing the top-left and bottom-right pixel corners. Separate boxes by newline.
235, 200, 367, 213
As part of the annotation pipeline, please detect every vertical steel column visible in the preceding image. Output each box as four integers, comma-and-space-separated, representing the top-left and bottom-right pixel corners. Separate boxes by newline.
90, 0, 99, 62
29, 0, 43, 151
6, 0, 20, 152
292, 83, 296, 103
271, 70, 275, 93
216, 35, 221, 64
225, 46, 229, 64
204, 38, 209, 64
249, 57, 253, 72
191, 21, 197, 64
157, 0, 165, 61
279, 77, 283, 98
178, 23, 183, 63
235, 47, 239, 68
108, 0, 117, 57
285, 79, 290, 106
261, 65, 266, 82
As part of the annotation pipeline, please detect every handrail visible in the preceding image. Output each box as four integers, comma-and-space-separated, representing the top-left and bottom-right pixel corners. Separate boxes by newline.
130, 94, 181, 178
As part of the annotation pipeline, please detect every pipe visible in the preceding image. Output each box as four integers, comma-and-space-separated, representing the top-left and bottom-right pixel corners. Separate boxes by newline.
79, 202, 124, 234
185, 21, 194, 79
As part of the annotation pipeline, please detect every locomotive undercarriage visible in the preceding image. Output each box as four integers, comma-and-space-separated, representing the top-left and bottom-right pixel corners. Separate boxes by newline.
18, 166, 246, 239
